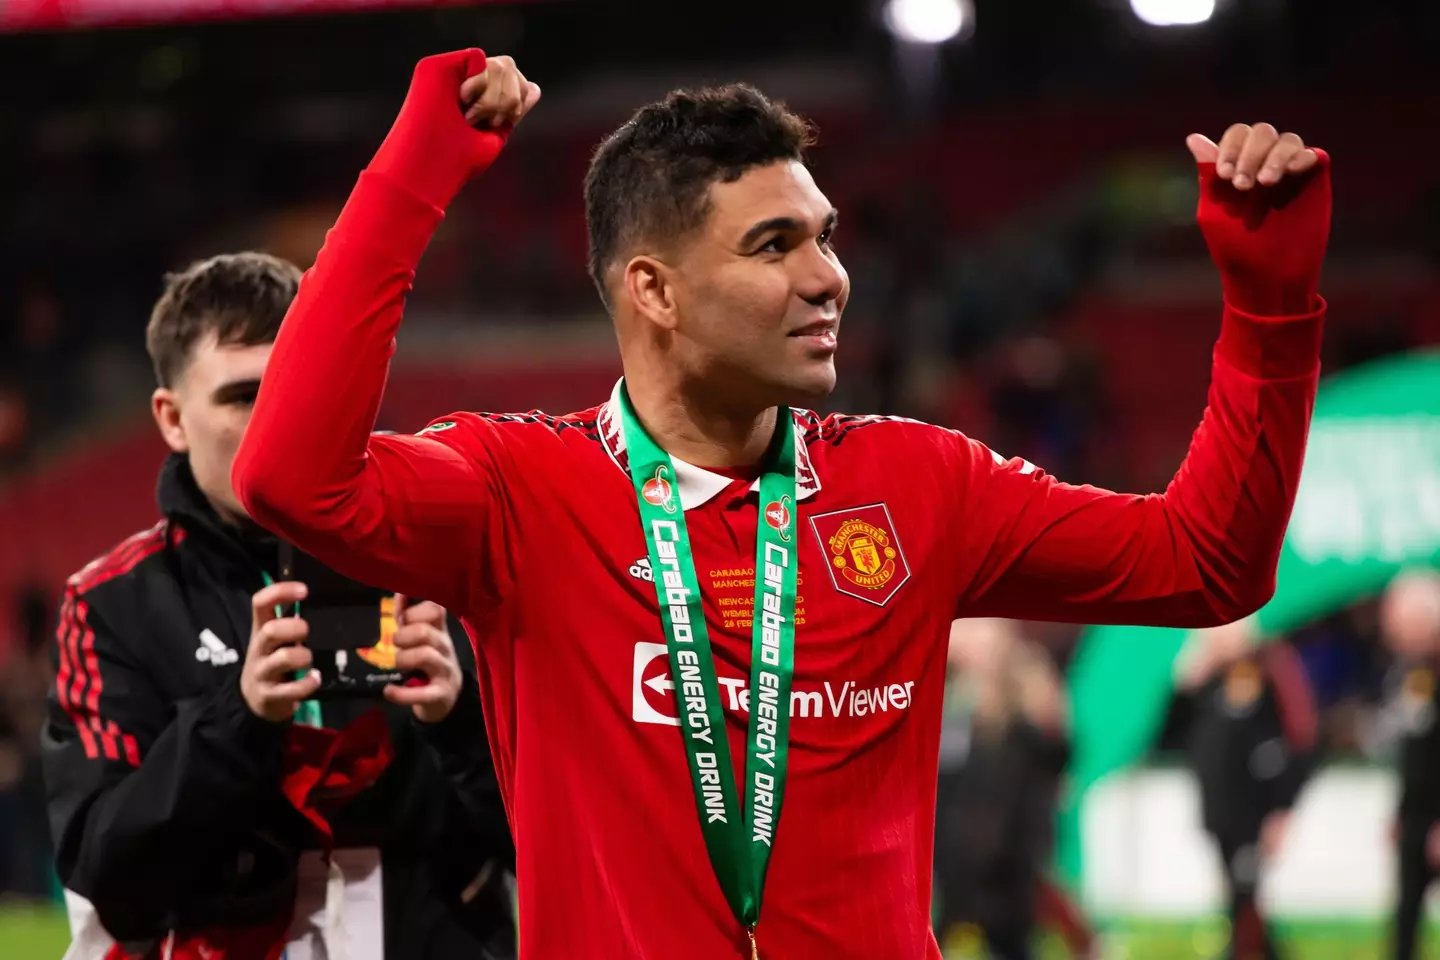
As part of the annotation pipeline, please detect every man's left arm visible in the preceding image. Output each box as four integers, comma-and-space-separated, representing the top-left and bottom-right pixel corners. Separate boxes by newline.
957, 125, 1330, 628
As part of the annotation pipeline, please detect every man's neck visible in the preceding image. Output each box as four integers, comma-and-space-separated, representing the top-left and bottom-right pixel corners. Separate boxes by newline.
622, 374, 779, 469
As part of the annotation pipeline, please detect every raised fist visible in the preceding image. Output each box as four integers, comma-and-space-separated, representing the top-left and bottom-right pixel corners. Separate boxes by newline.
1186, 123, 1331, 316
368, 49, 542, 211
1188, 123, 1319, 191
460, 54, 542, 130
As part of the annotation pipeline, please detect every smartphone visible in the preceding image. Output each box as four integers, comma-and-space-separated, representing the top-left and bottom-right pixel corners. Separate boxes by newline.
276, 542, 419, 699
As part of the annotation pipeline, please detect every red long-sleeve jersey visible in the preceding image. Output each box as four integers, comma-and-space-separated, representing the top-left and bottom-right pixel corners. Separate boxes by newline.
234, 171, 1323, 959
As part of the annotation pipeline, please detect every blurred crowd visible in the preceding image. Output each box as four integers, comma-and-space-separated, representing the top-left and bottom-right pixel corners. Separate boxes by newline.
926, 569, 1440, 959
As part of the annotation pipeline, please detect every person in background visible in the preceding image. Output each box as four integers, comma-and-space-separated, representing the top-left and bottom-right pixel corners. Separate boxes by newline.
934, 618, 1084, 960
1175, 617, 1319, 960
41, 252, 515, 960
1377, 567, 1440, 960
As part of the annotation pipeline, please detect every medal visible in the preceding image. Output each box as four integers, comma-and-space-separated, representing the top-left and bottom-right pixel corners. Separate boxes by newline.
620, 384, 799, 949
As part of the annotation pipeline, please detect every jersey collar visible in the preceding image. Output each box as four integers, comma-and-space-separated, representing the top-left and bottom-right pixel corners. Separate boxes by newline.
598, 378, 822, 512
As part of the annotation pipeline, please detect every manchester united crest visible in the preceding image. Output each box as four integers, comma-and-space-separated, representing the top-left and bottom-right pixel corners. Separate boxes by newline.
809, 503, 911, 606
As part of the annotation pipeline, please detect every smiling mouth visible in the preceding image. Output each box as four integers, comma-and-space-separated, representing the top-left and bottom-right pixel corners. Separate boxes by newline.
788, 318, 838, 337
788, 322, 838, 352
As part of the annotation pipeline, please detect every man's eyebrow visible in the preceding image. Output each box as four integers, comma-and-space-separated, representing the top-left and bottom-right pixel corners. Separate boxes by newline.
740, 217, 803, 249
739, 209, 839, 249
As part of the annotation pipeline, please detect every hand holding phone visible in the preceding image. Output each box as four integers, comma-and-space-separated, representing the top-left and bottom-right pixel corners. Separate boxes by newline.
242, 580, 320, 721
383, 596, 464, 724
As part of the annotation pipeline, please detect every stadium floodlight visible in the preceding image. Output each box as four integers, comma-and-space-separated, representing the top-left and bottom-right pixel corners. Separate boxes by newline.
1129, 0, 1216, 26
882, 0, 972, 44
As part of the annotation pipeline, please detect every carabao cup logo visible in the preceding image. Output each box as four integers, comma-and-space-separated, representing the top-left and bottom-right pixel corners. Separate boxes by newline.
764, 496, 793, 542
641, 465, 677, 514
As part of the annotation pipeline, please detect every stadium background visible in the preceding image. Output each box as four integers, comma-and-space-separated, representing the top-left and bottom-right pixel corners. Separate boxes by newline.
1, 0, 1438, 955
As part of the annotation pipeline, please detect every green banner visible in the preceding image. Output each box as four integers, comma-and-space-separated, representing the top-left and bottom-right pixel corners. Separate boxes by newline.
1058, 349, 1440, 885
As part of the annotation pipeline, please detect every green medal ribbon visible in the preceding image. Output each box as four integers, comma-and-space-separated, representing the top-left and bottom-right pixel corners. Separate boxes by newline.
617, 384, 799, 935
260, 569, 322, 729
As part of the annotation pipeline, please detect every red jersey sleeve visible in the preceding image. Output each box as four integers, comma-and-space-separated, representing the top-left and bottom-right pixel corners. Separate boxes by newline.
952, 302, 1323, 627
232, 172, 510, 614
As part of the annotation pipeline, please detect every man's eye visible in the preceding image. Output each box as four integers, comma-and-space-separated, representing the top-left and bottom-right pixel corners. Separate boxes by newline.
818, 230, 834, 249
232, 389, 259, 407
758, 236, 788, 254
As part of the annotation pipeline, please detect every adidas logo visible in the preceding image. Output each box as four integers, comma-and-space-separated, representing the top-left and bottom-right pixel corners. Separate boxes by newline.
195, 628, 239, 666
628, 557, 654, 583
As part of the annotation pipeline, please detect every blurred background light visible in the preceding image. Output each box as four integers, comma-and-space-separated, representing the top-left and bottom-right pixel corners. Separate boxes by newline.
1130, 0, 1216, 27
882, 0, 972, 44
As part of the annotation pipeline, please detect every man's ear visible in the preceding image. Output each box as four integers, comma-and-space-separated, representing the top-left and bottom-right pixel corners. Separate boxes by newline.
622, 256, 680, 332
151, 388, 188, 454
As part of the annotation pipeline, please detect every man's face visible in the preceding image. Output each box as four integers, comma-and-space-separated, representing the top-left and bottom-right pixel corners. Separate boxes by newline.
151, 333, 272, 522
667, 160, 849, 408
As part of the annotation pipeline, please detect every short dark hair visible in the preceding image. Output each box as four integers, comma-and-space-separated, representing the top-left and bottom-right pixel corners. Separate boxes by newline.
146, 252, 301, 388
584, 83, 816, 305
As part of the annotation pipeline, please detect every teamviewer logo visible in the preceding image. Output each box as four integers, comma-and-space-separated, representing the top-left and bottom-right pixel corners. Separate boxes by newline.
632, 642, 680, 726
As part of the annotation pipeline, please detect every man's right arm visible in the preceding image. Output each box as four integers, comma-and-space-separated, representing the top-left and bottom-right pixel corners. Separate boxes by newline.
43, 584, 287, 940
233, 50, 535, 613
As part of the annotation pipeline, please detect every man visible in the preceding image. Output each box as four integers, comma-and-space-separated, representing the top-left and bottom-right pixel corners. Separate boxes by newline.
1378, 568, 1440, 960
1174, 618, 1319, 959
233, 49, 1330, 958
934, 619, 1080, 960
42, 252, 515, 959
